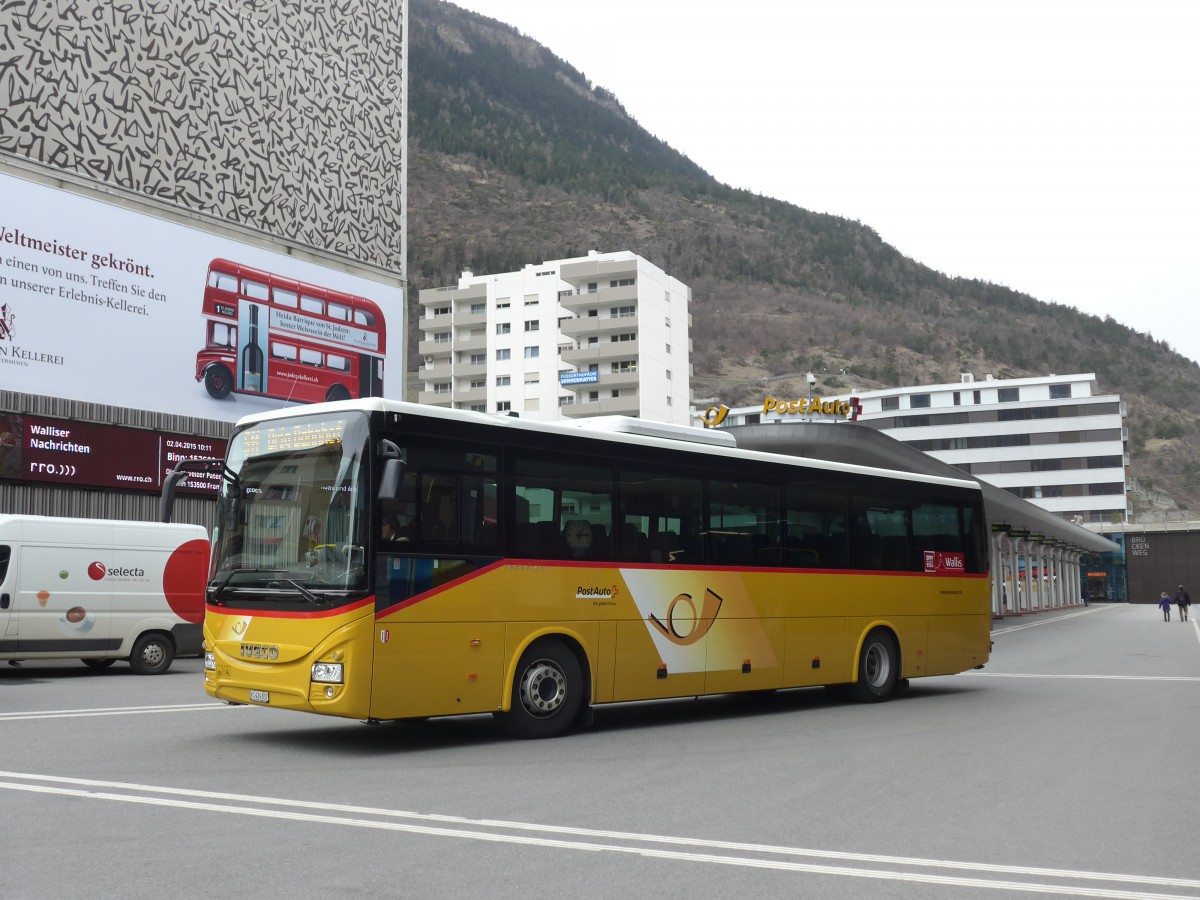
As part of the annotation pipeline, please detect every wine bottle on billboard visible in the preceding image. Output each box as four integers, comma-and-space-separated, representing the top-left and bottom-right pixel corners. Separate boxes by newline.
243, 305, 263, 392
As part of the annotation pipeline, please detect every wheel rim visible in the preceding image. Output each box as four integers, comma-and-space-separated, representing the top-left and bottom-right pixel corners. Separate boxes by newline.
864, 642, 891, 688
518, 659, 568, 718
141, 642, 166, 669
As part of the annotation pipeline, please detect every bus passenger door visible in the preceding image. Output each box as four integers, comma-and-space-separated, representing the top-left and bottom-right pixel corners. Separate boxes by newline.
359, 354, 384, 398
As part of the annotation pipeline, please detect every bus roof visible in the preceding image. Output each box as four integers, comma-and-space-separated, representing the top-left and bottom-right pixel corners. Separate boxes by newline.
231, 398, 983, 493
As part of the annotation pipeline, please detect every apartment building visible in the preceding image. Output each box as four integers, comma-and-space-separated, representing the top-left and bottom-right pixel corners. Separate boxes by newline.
710, 372, 1129, 524
416, 251, 691, 425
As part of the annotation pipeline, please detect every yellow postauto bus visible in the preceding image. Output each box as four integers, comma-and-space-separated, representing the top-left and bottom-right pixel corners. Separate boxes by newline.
162, 399, 990, 739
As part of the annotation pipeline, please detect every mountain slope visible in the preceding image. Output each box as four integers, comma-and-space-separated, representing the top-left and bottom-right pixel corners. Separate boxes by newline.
406, 0, 1200, 517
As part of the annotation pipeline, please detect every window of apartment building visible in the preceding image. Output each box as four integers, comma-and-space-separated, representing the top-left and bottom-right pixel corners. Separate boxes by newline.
469, 302, 485, 315
588, 391, 599, 402
524, 347, 540, 359
525, 297, 538, 306
524, 320, 540, 332
587, 282, 598, 293
612, 360, 637, 374
611, 389, 621, 398
470, 379, 486, 389
496, 301, 510, 309
665, 343, 671, 354
910, 393, 931, 408
587, 309, 599, 317
496, 349, 511, 361
469, 353, 486, 365
881, 396, 900, 411
998, 387, 1020, 402
665, 370, 672, 381
611, 332, 635, 342
1089, 483, 1125, 496
588, 364, 599, 372
433, 383, 451, 395
953, 391, 961, 406
496, 401, 511, 413
973, 390, 981, 404
559, 396, 574, 407
612, 305, 636, 318
1050, 383, 1072, 399
433, 332, 451, 344
1087, 455, 1124, 469
610, 278, 635, 287
525, 374, 539, 384
496, 375, 510, 386
432, 305, 449, 316
495, 323, 510, 335
470, 404, 486, 413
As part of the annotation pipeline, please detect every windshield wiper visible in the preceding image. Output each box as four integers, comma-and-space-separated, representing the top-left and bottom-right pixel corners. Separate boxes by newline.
209, 568, 286, 603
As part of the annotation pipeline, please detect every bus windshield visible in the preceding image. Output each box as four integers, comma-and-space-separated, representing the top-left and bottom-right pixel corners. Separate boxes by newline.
209, 411, 371, 604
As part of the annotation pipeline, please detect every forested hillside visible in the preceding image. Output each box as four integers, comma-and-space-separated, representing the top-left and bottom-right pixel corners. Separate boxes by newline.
405, 0, 1200, 517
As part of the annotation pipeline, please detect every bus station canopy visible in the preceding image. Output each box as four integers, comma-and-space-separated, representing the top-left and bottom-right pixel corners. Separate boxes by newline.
728, 421, 1118, 556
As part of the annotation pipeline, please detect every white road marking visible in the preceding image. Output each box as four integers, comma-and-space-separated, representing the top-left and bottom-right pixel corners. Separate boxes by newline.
0, 702, 242, 721
0, 772, 1197, 898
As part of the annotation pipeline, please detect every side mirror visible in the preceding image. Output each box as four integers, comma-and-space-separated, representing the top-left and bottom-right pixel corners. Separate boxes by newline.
377, 440, 405, 500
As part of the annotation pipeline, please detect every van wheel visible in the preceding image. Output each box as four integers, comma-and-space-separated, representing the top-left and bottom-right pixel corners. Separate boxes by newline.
495, 639, 583, 739
851, 629, 899, 702
130, 634, 174, 675
82, 658, 116, 670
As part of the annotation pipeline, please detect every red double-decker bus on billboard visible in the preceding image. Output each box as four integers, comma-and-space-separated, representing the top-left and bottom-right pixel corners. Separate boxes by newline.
196, 259, 386, 404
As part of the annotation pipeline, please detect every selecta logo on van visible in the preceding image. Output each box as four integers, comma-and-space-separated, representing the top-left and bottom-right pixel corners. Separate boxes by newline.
87, 560, 147, 580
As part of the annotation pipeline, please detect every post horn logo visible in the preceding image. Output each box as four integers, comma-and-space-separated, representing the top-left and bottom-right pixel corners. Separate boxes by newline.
697, 405, 730, 428
648, 588, 724, 646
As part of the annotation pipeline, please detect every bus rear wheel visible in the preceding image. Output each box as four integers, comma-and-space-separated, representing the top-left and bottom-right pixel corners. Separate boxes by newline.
204, 364, 234, 399
496, 638, 583, 739
851, 629, 898, 702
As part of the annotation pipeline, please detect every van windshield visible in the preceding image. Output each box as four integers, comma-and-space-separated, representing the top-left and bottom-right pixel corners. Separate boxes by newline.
208, 411, 371, 605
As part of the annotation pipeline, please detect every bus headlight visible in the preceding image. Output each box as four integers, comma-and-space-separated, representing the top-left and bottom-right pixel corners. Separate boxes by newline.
311, 662, 344, 684
204, 652, 216, 671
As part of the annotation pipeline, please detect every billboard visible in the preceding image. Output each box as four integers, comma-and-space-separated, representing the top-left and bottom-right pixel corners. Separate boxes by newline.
0, 172, 404, 423
0, 413, 226, 496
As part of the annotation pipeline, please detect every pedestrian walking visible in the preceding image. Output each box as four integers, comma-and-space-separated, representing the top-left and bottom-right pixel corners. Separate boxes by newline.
1176, 584, 1191, 622
1159, 591, 1172, 621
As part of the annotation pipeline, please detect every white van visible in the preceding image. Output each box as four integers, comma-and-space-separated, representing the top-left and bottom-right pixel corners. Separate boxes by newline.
0, 515, 210, 674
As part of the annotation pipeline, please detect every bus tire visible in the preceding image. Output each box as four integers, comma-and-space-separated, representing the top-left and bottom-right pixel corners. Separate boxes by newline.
851, 629, 898, 702
82, 658, 116, 670
326, 384, 351, 402
497, 638, 583, 739
204, 364, 234, 399
129, 633, 175, 675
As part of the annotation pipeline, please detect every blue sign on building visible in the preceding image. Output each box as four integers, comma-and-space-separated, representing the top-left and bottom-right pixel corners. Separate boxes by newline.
559, 370, 600, 386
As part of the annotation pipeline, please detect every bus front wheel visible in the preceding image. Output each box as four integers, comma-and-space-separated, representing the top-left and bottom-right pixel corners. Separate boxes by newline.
851, 629, 899, 702
496, 638, 583, 739
204, 364, 234, 399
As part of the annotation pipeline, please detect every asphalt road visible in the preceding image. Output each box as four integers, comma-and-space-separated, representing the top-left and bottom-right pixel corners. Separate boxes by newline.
2, 603, 1198, 899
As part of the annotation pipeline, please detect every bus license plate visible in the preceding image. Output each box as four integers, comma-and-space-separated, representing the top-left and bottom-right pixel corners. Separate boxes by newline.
250, 690, 269, 704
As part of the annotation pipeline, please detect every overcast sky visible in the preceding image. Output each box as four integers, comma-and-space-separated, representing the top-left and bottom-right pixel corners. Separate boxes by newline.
447, 0, 1200, 367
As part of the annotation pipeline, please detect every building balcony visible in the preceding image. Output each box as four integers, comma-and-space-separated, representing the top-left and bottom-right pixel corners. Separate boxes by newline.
559, 314, 639, 339
559, 283, 638, 313
419, 362, 454, 381
560, 341, 639, 366
455, 385, 487, 404
454, 333, 488, 353
417, 390, 453, 406
560, 395, 640, 418
417, 339, 453, 357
